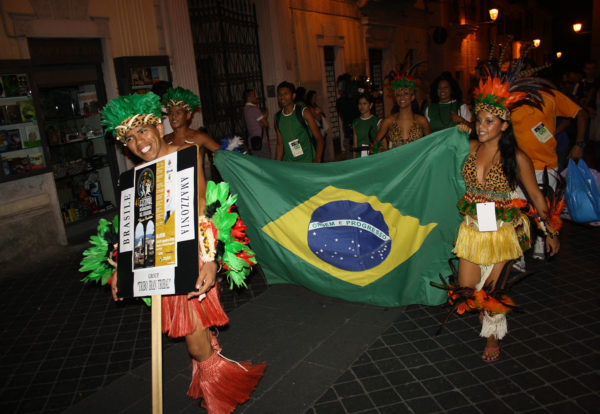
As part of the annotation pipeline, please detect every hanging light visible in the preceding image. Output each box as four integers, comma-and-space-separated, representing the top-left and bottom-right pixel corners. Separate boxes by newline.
533, 39, 541, 48
489, 8, 499, 22
556, 51, 562, 59
573, 23, 582, 33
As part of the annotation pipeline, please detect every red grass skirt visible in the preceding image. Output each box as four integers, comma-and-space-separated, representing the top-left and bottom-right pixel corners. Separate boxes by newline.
187, 334, 267, 413
161, 285, 229, 338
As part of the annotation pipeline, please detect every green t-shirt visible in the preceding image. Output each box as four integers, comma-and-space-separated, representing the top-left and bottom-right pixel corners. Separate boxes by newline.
352, 115, 381, 147
278, 105, 315, 162
427, 101, 461, 132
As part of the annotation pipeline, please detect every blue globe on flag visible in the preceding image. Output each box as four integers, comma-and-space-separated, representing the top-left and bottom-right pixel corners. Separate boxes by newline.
308, 200, 391, 271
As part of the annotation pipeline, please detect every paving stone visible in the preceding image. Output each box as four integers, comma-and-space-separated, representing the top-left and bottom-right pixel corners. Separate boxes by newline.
404, 396, 442, 413
3, 222, 600, 414
340, 394, 374, 413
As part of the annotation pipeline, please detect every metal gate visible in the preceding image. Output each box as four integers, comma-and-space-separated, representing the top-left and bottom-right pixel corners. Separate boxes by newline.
369, 48, 385, 118
189, 0, 265, 140
324, 46, 341, 150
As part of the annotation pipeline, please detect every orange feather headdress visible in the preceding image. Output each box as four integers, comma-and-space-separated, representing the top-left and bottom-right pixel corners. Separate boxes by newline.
474, 41, 554, 120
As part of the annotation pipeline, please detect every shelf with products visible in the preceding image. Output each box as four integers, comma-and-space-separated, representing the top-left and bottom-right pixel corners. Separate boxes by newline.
49, 134, 105, 147
38, 82, 117, 224
0, 71, 48, 179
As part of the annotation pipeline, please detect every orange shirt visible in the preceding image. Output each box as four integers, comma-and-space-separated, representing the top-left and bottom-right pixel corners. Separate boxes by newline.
511, 90, 581, 170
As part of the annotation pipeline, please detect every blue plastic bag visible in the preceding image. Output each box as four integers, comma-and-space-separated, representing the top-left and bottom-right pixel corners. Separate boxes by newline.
565, 159, 600, 222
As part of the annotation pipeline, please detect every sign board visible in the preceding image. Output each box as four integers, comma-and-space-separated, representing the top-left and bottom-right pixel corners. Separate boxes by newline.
117, 146, 200, 297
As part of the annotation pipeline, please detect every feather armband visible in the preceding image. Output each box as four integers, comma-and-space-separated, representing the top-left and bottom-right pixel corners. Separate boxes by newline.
79, 216, 119, 285
204, 180, 257, 289
198, 216, 218, 263
511, 166, 564, 239
430, 260, 524, 335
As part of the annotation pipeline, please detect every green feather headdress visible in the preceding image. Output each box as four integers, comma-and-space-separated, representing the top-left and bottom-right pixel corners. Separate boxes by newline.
391, 74, 417, 91
162, 87, 200, 113
100, 92, 162, 141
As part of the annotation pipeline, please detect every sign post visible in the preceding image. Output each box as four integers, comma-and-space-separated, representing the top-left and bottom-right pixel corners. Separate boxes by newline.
151, 295, 162, 414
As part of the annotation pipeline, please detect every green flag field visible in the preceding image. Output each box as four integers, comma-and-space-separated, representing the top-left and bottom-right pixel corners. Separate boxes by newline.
214, 128, 470, 306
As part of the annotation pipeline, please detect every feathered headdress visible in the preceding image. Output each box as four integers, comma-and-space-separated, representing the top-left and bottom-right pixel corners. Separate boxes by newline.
474, 41, 554, 120
101, 92, 162, 142
391, 73, 418, 91
162, 87, 200, 113
390, 51, 426, 91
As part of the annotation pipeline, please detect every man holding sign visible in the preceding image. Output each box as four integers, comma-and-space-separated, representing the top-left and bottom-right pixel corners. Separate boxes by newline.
100, 92, 265, 413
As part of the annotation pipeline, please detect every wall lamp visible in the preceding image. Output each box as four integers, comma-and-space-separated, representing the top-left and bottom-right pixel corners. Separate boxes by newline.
573, 22, 590, 34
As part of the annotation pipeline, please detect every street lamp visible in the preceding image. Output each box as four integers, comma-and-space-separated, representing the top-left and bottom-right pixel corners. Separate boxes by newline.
533, 39, 541, 48
556, 51, 562, 58
489, 8, 499, 22
573, 23, 582, 33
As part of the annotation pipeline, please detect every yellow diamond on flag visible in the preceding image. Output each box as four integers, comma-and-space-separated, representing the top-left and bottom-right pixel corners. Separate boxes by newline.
262, 186, 437, 286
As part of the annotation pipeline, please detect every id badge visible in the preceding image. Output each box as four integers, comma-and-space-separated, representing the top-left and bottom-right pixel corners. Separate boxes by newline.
289, 139, 304, 157
531, 122, 553, 144
476, 202, 497, 232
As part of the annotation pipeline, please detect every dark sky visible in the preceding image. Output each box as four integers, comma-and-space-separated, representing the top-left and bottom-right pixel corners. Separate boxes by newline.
537, 0, 594, 72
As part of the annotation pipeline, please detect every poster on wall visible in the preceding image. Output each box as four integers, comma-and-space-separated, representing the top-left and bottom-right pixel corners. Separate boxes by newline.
117, 146, 200, 298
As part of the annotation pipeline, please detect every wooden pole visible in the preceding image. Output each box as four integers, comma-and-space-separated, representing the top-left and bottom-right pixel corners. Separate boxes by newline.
151, 295, 163, 414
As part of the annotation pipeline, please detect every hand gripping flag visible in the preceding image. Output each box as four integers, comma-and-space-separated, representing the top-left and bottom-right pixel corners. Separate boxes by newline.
214, 128, 470, 306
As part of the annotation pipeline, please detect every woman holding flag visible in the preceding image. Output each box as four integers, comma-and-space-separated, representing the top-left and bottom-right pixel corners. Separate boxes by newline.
451, 57, 560, 362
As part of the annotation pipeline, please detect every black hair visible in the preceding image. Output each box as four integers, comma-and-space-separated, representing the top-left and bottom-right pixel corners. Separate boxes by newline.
295, 87, 306, 103
151, 80, 173, 98
499, 123, 519, 190
277, 81, 295, 94
357, 93, 374, 104
305, 90, 317, 107
430, 72, 463, 104
471, 120, 519, 190
243, 88, 255, 101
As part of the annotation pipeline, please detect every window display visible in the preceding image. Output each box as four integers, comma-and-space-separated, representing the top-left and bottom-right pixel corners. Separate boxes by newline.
39, 83, 116, 224
0, 73, 47, 177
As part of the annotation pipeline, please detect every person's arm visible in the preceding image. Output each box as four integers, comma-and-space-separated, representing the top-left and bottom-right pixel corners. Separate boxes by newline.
303, 107, 324, 163
374, 117, 391, 144
516, 150, 560, 255
352, 128, 358, 158
275, 126, 283, 161
189, 143, 217, 298
555, 118, 571, 135
194, 131, 220, 153
259, 107, 269, 127
568, 109, 588, 160
418, 115, 431, 136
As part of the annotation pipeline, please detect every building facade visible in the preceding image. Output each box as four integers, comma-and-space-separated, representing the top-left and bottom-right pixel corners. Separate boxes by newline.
0, 0, 557, 264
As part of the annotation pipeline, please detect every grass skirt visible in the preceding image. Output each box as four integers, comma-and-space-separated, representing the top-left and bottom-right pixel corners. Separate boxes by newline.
161, 285, 229, 338
453, 215, 528, 266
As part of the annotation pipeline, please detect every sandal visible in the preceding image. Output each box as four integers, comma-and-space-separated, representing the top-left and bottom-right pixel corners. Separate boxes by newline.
482, 346, 500, 363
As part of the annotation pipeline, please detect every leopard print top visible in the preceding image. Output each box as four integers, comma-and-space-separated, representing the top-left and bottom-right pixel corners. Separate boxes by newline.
461, 152, 513, 209
388, 119, 424, 148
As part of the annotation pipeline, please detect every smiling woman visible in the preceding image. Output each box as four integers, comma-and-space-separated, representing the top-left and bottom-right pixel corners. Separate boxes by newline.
373, 73, 431, 149
448, 57, 562, 363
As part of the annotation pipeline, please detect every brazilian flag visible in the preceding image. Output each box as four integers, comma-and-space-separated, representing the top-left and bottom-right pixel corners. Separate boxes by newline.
214, 128, 470, 306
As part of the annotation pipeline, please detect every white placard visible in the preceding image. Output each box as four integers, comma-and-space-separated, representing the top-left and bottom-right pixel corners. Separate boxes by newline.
133, 266, 175, 296
176, 167, 196, 241
531, 121, 553, 144
476, 202, 498, 232
119, 187, 134, 252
